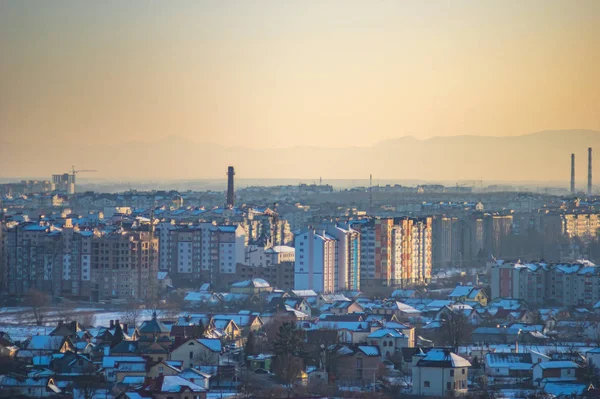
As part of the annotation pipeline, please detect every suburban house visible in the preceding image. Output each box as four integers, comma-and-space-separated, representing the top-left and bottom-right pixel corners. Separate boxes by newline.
448, 285, 489, 306
367, 328, 410, 360
485, 353, 534, 378
532, 361, 579, 386
472, 327, 521, 344
412, 348, 471, 396
334, 345, 381, 385
329, 300, 365, 315
170, 338, 222, 368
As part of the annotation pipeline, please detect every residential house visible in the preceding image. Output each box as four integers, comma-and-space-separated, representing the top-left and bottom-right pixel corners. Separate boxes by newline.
170, 338, 222, 368
147, 360, 182, 378
472, 327, 521, 344
335, 345, 382, 385
329, 300, 364, 315
448, 285, 488, 306
412, 348, 471, 396
0, 376, 61, 397
484, 353, 534, 378
533, 361, 579, 387
367, 328, 410, 360
230, 278, 273, 294
102, 356, 146, 383
120, 375, 207, 399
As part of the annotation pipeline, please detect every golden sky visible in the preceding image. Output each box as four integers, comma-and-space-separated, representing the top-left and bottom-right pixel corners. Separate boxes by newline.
1, 0, 599, 152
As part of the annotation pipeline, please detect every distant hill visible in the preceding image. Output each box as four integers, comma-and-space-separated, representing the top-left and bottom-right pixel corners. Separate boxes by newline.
1, 129, 599, 182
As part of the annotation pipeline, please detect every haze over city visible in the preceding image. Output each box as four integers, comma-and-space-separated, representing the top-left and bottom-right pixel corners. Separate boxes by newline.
1, 1, 600, 181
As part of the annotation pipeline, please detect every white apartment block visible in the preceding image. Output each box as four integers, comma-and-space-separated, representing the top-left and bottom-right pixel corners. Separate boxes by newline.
294, 229, 336, 293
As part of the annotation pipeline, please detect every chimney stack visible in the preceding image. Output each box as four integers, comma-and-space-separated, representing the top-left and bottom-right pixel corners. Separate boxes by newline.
226, 166, 235, 208
571, 153, 576, 194
588, 147, 593, 195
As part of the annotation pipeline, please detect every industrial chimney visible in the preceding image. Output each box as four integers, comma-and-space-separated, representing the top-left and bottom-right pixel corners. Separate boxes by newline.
571, 153, 575, 194
226, 166, 235, 208
588, 148, 593, 195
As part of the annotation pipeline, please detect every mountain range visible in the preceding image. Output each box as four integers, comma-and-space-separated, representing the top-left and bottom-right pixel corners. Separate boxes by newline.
1, 129, 598, 183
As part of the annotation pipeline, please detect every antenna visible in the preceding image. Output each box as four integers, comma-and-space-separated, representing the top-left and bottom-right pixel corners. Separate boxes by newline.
369, 174, 373, 215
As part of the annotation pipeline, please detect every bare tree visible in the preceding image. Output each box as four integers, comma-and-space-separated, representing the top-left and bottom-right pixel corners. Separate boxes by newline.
54, 301, 76, 324
24, 289, 50, 326
193, 349, 218, 367
78, 313, 96, 328
440, 309, 472, 353
123, 304, 143, 329
74, 362, 106, 399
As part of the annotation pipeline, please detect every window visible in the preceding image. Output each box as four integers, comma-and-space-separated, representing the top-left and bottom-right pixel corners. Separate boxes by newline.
567, 369, 572, 375
447, 382, 451, 390
189, 351, 194, 359
450, 370, 454, 377
424, 381, 430, 388
462, 368, 465, 375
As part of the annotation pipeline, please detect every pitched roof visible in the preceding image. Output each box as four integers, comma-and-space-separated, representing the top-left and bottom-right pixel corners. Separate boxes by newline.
416, 349, 471, 368
138, 312, 169, 334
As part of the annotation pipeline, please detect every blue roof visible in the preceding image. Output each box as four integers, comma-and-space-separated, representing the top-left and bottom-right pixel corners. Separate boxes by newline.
217, 225, 237, 233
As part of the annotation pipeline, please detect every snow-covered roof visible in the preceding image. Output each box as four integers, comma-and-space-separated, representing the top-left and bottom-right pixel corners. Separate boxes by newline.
270, 245, 295, 253
543, 382, 589, 397
231, 278, 270, 288
154, 375, 206, 393
26, 335, 65, 350
102, 356, 146, 368
292, 290, 318, 298
485, 353, 533, 370
197, 338, 221, 353
535, 360, 579, 370
357, 345, 380, 356
368, 328, 406, 339
449, 285, 474, 298
416, 349, 471, 368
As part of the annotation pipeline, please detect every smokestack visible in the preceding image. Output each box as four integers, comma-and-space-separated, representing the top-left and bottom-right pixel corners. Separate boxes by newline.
588, 148, 593, 195
571, 153, 575, 194
226, 166, 235, 208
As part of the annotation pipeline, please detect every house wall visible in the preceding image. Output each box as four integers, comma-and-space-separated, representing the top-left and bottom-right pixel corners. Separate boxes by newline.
170, 340, 219, 368
412, 366, 469, 396
336, 354, 381, 385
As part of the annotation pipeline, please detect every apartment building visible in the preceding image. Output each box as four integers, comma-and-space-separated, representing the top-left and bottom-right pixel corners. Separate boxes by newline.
350, 217, 432, 289
353, 218, 394, 288
159, 222, 245, 285
326, 224, 361, 291
490, 260, 600, 307
294, 229, 336, 293
2, 221, 158, 301
90, 230, 158, 302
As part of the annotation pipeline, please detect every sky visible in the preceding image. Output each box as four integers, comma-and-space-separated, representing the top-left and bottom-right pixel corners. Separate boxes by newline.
0, 1, 600, 179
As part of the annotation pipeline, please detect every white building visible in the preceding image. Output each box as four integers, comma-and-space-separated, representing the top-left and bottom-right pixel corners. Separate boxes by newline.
532, 361, 579, 386
412, 349, 470, 396
294, 229, 336, 293
326, 224, 360, 291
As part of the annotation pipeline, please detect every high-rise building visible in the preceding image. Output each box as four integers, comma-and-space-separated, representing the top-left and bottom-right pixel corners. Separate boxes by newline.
2, 221, 158, 301
294, 229, 336, 293
490, 260, 600, 307
163, 222, 246, 286
432, 216, 461, 269
326, 224, 361, 291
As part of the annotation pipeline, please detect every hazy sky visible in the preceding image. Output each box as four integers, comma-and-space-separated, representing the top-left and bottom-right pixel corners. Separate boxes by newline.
1, 0, 599, 151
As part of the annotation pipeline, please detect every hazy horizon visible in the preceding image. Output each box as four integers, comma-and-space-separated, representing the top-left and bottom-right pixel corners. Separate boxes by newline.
1, 1, 599, 179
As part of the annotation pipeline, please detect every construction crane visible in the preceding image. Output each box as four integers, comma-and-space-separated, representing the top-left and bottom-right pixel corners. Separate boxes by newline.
71, 165, 98, 176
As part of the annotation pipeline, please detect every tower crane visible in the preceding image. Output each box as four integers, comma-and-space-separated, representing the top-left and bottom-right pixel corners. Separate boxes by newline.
70, 165, 98, 182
